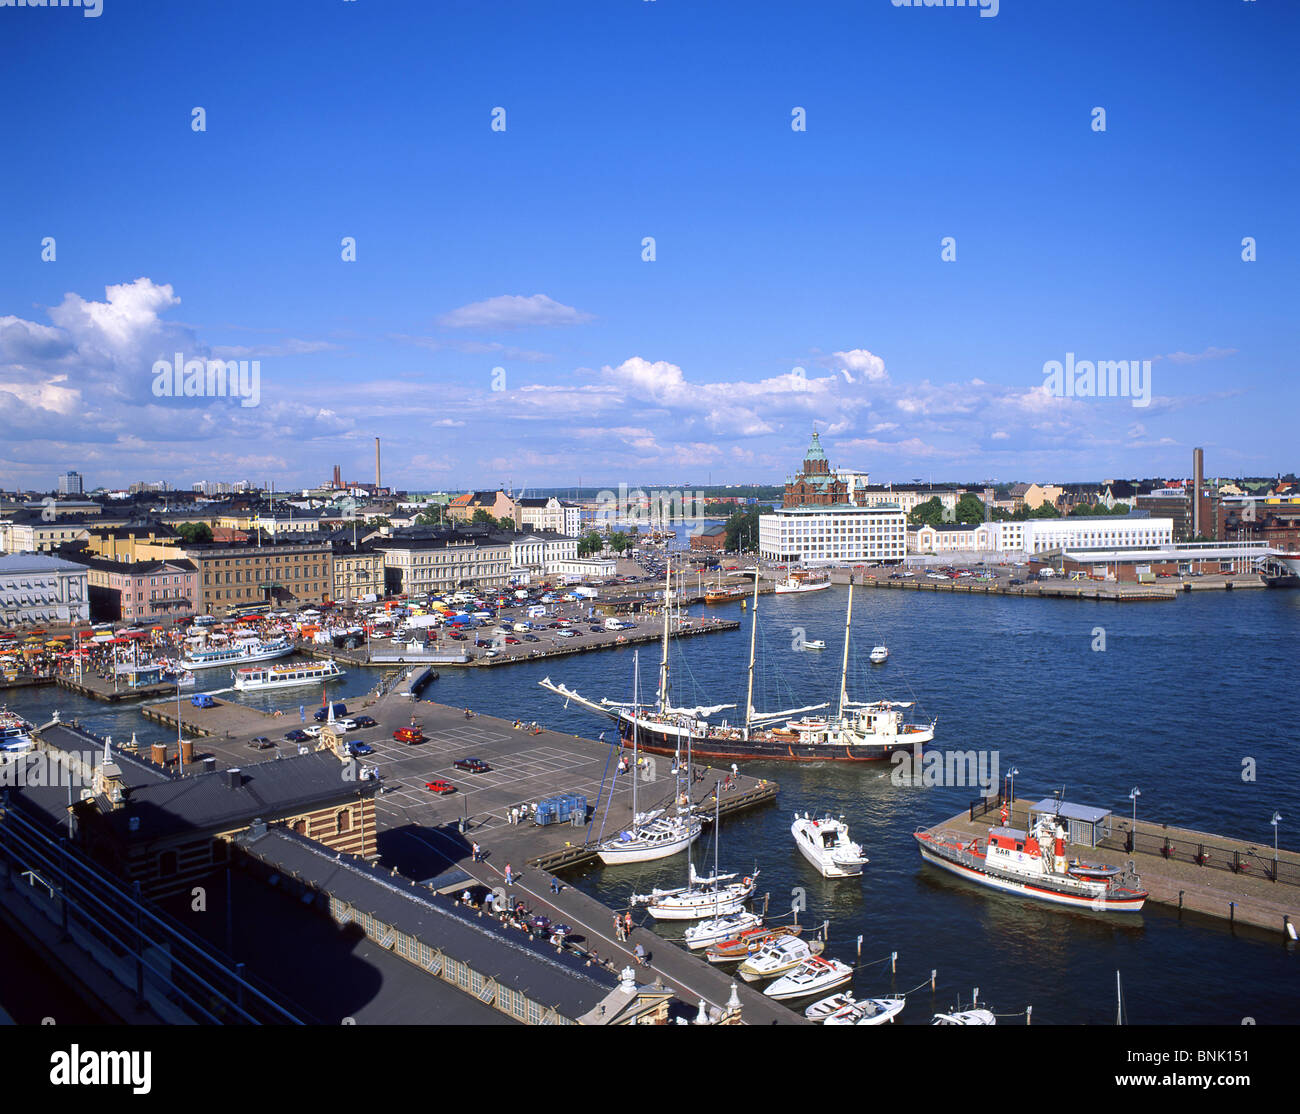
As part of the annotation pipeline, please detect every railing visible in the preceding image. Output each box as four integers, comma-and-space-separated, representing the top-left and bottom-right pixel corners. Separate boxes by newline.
1101, 827, 1300, 888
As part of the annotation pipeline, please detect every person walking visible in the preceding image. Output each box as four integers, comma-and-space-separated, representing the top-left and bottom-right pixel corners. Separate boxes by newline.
634, 942, 647, 968
471, 841, 480, 862
550, 876, 561, 895
623, 911, 633, 939
614, 915, 624, 942
505, 863, 513, 886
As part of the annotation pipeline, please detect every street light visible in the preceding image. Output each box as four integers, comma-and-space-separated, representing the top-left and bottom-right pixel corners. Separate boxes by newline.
1129, 787, 1141, 852
1008, 767, 1020, 817
1272, 812, 1283, 879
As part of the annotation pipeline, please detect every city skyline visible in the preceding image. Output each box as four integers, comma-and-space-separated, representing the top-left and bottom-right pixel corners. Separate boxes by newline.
2, 1, 1294, 491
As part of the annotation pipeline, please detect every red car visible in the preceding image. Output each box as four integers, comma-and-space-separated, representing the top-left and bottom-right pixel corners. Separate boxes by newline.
425, 780, 455, 794
394, 726, 424, 744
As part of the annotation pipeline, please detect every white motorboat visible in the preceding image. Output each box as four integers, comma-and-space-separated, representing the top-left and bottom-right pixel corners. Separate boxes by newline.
764, 956, 854, 1001
869, 645, 889, 664
931, 1009, 997, 1025
823, 996, 905, 1026
597, 652, 703, 866
181, 636, 294, 671
792, 812, 869, 878
737, 934, 824, 982
682, 912, 763, 950
234, 659, 345, 691
802, 639, 826, 651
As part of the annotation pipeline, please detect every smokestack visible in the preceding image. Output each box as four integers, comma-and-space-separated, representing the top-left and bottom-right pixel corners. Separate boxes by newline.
1193, 447, 1204, 536
375, 437, 381, 492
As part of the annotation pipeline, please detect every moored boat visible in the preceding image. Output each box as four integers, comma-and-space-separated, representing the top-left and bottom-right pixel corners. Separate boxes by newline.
822, 996, 906, 1026
914, 810, 1147, 913
764, 956, 853, 1001
932, 1008, 996, 1025
704, 924, 803, 964
234, 658, 345, 691
792, 811, 869, 878
737, 934, 825, 983
181, 636, 294, 671
774, 571, 832, 594
682, 911, 763, 950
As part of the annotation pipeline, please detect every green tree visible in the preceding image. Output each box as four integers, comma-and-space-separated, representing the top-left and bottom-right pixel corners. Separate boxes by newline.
577, 531, 603, 557
366, 516, 391, 528
609, 531, 633, 554
470, 508, 495, 526
724, 505, 769, 552
497, 515, 517, 533
954, 493, 987, 525
1028, 502, 1062, 518
907, 497, 947, 528
175, 522, 213, 543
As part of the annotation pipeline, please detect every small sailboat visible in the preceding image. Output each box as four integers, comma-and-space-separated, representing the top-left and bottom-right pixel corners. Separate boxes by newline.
631, 791, 757, 920
682, 911, 763, 950
792, 812, 869, 878
596, 652, 701, 866
764, 956, 854, 1001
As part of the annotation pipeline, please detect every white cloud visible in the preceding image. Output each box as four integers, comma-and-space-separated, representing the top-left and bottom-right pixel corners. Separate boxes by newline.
436, 294, 594, 330
830, 349, 888, 382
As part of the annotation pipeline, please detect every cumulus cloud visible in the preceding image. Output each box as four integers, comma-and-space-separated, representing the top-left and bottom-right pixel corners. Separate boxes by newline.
830, 348, 888, 382
436, 294, 594, 330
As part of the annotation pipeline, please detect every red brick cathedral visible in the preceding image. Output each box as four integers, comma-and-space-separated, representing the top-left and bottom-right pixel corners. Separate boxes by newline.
783, 430, 849, 507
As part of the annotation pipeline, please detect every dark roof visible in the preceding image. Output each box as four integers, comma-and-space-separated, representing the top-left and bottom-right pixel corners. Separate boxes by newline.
235, 827, 621, 1018
99, 752, 377, 841
66, 555, 197, 575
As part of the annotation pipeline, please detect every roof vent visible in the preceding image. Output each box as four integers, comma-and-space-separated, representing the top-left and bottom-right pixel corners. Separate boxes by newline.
223, 768, 244, 789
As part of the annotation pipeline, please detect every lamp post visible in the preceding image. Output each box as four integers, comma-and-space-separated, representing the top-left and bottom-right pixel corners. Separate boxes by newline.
1272, 812, 1282, 881
1008, 767, 1019, 819
1128, 787, 1141, 853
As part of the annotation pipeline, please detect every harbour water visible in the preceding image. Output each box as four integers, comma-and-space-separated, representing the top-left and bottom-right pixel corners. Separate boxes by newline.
5, 586, 1297, 1023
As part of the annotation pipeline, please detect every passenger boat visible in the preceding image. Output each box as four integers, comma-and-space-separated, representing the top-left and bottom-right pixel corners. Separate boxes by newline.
816, 995, 906, 1026
914, 810, 1148, 913
774, 571, 832, 594
180, 636, 294, 671
0, 713, 35, 753
737, 935, 825, 983
596, 653, 702, 865
682, 911, 763, 950
764, 956, 854, 1001
792, 812, 869, 878
541, 578, 933, 762
869, 645, 889, 664
704, 924, 803, 964
234, 659, 345, 691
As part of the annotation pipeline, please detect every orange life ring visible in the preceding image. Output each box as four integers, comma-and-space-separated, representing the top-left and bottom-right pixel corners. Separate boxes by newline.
743, 876, 753, 888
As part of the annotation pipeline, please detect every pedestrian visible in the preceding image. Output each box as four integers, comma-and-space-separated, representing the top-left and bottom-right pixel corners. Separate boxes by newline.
550, 876, 560, 895
634, 942, 647, 967
505, 863, 513, 885
484, 891, 495, 913
731, 763, 739, 780
614, 915, 623, 941
624, 911, 633, 938
471, 841, 480, 862
461, 889, 472, 905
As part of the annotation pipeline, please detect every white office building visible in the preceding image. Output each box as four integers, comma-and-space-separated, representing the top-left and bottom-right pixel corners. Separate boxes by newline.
0, 553, 90, 627
759, 503, 908, 564
58, 471, 84, 496
907, 515, 1173, 559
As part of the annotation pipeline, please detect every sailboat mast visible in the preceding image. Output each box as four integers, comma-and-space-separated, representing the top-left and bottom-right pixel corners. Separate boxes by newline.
744, 569, 760, 734
837, 583, 854, 719
631, 651, 639, 820
658, 552, 671, 714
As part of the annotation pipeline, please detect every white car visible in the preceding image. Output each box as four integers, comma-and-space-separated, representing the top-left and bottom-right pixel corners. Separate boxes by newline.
336, 718, 357, 731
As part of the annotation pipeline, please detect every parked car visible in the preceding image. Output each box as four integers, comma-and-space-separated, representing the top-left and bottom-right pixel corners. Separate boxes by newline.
314, 702, 348, 722
284, 729, 309, 743
336, 718, 357, 731
504, 637, 521, 645
347, 742, 375, 756
191, 693, 216, 708
424, 780, 456, 795
523, 634, 540, 642
352, 715, 377, 728
453, 757, 491, 773
247, 736, 274, 750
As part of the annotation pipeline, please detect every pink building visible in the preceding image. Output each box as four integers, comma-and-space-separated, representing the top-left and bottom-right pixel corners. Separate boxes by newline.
81, 557, 201, 624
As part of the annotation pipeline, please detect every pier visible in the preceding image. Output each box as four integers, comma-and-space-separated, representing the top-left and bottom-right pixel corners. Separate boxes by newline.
837, 570, 1267, 601
921, 795, 1300, 936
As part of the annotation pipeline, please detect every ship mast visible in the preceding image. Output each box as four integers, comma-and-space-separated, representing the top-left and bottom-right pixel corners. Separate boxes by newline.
631, 651, 639, 821
744, 568, 760, 735
658, 551, 671, 714
837, 583, 854, 720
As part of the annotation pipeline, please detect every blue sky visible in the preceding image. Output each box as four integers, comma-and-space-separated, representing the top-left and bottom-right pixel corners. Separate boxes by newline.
0, 0, 1295, 493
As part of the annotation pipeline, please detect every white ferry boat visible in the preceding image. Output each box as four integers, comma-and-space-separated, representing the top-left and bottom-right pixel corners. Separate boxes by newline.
774, 571, 832, 595
791, 812, 869, 878
234, 659, 345, 691
914, 810, 1148, 913
180, 636, 294, 671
